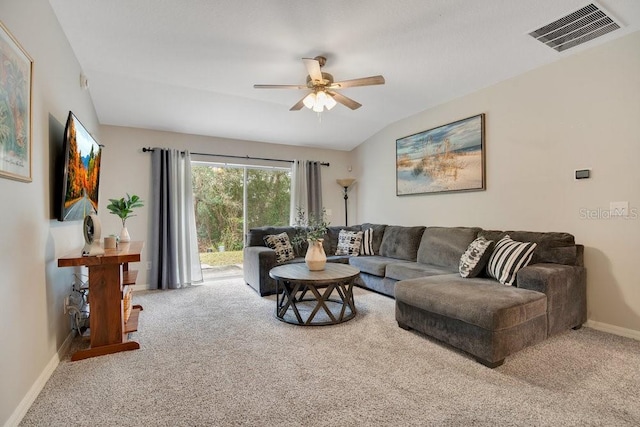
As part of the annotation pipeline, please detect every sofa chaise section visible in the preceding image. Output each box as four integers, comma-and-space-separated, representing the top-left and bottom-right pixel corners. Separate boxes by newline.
396, 275, 548, 368
394, 230, 586, 367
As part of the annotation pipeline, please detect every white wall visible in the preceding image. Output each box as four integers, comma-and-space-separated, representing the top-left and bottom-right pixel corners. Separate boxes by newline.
0, 0, 101, 425
352, 31, 640, 336
98, 125, 355, 287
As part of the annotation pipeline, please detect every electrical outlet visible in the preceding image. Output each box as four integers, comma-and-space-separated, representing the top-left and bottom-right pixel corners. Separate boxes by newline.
610, 201, 629, 217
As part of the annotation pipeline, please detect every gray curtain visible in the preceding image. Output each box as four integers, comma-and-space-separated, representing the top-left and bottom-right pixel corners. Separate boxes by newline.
306, 161, 323, 221
150, 148, 203, 289
290, 160, 323, 224
289, 159, 305, 225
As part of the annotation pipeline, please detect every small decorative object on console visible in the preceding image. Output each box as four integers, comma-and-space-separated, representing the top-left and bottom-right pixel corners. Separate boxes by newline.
82, 214, 104, 256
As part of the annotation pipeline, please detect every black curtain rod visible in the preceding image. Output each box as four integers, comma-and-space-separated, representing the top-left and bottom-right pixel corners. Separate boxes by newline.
142, 147, 329, 166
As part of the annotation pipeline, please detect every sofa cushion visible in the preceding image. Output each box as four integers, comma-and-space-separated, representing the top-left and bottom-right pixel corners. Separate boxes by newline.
417, 226, 481, 269
395, 275, 547, 330
379, 226, 425, 261
247, 226, 276, 247
479, 230, 576, 265
263, 232, 295, 263
336, 230, 363, 256
325, 255, 351, 264
459, 236, 495, 278
348, 255, 400, 277
385, 262, 454, 281
486, 235, 537, 285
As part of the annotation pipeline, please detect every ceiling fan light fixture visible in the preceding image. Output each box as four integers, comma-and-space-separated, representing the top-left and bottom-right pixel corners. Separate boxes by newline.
313, 90, 328, 112
256, 56, 384, 112
325, 93, 337, 110
306, 89, 335, 112
312, 101, 324, 113
303, 92, 316, 109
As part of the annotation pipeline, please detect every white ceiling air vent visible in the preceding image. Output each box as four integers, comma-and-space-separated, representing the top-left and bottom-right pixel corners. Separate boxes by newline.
529, 3, 621, 52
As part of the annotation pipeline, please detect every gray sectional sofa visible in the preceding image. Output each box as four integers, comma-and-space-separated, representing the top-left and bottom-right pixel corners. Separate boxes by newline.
243, 224, 586, 367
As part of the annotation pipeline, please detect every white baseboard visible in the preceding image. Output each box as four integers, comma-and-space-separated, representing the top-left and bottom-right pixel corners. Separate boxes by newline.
132, 283, 151, 291
3, 332, 75, 427
586, 320, 640, 341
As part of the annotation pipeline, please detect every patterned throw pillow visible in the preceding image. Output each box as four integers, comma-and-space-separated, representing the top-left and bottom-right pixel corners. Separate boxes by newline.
335, 230, 363, 256
486, 235, 537, 286
459, 236, 494, 278
263, 232, 295, 263
360, 227, 374, 255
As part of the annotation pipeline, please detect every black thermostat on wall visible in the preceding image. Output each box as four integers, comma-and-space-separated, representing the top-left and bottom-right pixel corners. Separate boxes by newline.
575, 169, 591, 180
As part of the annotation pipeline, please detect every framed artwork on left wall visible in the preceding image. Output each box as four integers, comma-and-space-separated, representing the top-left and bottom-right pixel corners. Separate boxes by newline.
0, 20, 33, 183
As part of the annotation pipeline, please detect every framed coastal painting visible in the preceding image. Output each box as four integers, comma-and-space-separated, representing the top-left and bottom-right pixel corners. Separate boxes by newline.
0, 21, 33, 182
396, 114, 485, 196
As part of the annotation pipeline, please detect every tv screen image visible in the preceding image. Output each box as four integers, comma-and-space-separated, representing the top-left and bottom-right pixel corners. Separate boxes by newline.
59, 111, 102, 221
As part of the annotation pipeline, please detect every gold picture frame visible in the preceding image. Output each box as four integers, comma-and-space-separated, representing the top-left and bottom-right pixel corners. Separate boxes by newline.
0, 20, 33, 182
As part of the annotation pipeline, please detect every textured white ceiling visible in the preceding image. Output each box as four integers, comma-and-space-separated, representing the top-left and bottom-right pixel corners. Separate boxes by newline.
48, 0, 640, 151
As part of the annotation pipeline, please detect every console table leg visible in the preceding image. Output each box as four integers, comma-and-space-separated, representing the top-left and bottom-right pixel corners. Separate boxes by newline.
71, 341, 140, 361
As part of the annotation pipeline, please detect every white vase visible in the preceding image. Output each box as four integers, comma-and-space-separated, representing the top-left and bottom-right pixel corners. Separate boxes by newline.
305, 239, 326, 271
120, 226, 131, 243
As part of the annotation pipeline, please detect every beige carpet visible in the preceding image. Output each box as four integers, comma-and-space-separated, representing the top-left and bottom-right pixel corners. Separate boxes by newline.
21, 278, 640, 426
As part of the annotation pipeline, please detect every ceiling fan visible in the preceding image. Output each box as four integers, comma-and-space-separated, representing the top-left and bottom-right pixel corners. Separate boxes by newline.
254, 56, 385, 112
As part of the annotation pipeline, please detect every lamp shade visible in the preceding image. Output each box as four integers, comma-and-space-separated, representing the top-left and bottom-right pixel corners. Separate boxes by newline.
336, 178, 356, 188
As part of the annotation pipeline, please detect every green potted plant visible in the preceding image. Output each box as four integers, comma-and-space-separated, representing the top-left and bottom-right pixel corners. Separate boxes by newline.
106, 194, 144, 243
292, 207, 329, 270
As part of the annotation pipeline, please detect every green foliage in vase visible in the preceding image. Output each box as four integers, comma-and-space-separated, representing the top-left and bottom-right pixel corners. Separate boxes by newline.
291, 206, 329, 249
106, 194, 144, 227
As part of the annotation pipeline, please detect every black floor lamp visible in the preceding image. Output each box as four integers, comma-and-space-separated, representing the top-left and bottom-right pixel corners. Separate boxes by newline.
336, 178, 356, 226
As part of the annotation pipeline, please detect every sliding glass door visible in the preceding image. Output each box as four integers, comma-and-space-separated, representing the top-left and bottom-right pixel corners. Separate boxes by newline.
246, 168, 291, 230
192, 163, 290, 268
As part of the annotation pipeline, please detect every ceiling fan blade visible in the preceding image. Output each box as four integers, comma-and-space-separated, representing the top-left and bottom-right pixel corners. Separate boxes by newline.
254, 84, 308, 89
302, 58, 323, 85
329, 75, 385, 89
290, 96, 306, 111
327, 91, 362, 110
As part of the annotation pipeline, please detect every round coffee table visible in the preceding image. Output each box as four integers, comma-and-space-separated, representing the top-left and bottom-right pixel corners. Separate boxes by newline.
269, 263, 360, 326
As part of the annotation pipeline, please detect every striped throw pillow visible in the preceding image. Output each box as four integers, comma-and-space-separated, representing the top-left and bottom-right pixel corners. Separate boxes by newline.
360, 227, 374, 255
486, 235, 537, 285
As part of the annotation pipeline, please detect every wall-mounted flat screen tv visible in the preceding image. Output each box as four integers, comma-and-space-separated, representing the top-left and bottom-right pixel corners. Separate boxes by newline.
58, 111, 102, 221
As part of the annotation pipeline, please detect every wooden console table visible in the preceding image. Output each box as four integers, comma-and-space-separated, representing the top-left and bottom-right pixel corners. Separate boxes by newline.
58, 241, 144, 361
